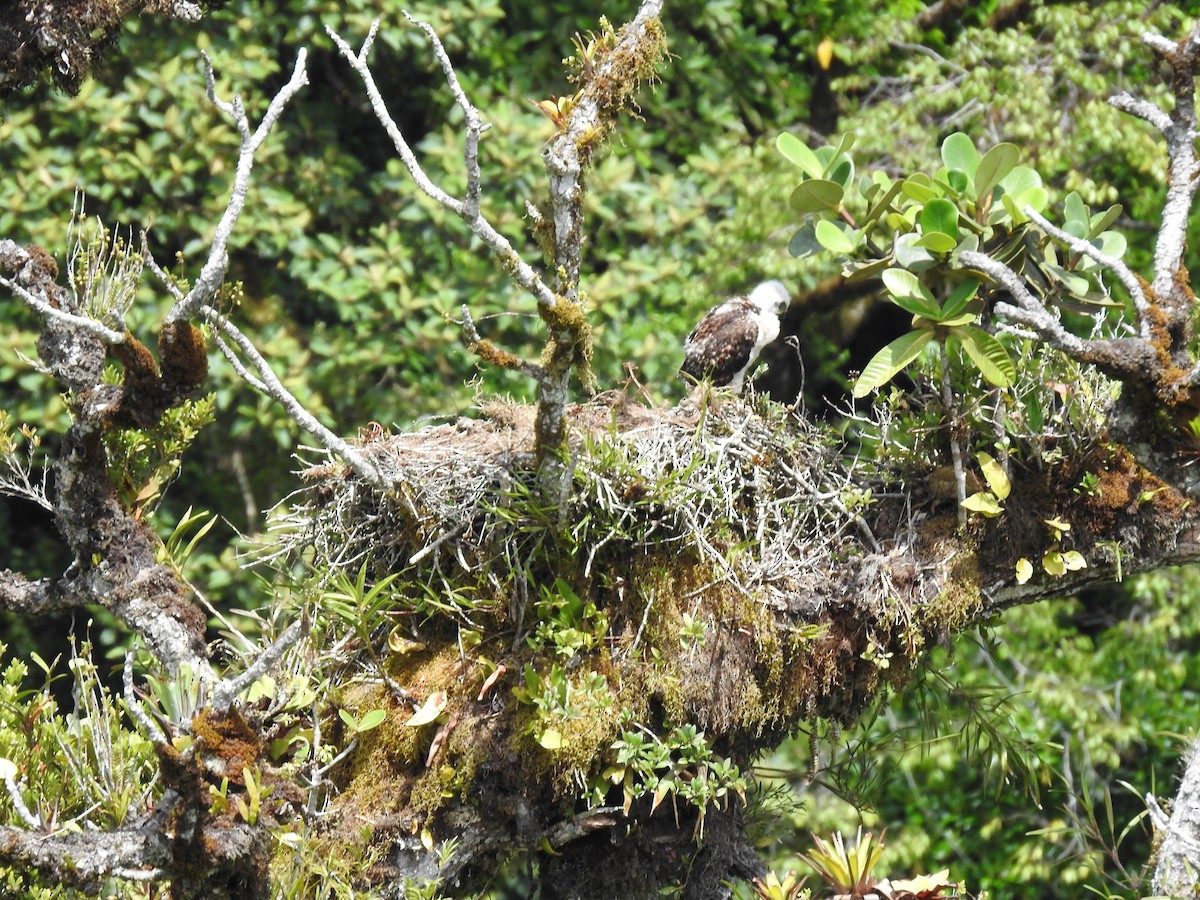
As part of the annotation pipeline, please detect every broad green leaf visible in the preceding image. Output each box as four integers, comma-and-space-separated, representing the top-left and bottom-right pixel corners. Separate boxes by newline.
790, 178, 845, 213
539, 728, 564, 750
941, 132, 980, 178
881, 267, 930, 300
1044, 262, 1090, 296
815, 219, 856, 253
1063, 191, 1088, 227
914, 232, 957, 254
1095, 231, 1127, 260
901, 179, 938, 204
975, 143, 1020, 200
1015, 185, 1048, 215
860, 176, 881, 204
788, 222, 822, 258
999, 165, 1042, 196
1065, 220, 1090, 240
894, 299, 941, 320
828, 131, 856, 165
939, 309, 980, 327
883, 278, 941, 319
941, 278, 980, 320
956, 326, 1016, 388
893, 232, 937, 271
919, 198, 959, 238
962, 492, 1004, 516
944, 169, 971, 195
954, 233, 980, 256
776, 132, 823, 178
1088, 203, 1123, 238
829, 157, 855, 190
844, 257, 892, 283
356, 709, 387, 732
1015, 558, 1033, 584
977, 451, 1011, 500
853, 330, 935, 397
1000, 193, 1027, 225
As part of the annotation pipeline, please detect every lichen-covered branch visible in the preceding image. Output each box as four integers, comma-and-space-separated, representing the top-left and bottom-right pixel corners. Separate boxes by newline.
165, 50, 309, 324
0, 240, 127, 345
211, 619, 306, 712
0, 569, 89, 615
326, 18, 556, 313
0, 810, 260, 897
1110, 23, 1200, 317
461, 304, 545, 380
1151, 736, 1200, 897
331, 6, 664, 462
202, 306, 385, 486
1024, 207, 1151, 337
535, 0, 666, 458
960, 250, 1086, 355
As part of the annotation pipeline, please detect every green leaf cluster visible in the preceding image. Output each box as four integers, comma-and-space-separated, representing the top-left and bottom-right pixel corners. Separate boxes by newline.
780, 128, 1128, 399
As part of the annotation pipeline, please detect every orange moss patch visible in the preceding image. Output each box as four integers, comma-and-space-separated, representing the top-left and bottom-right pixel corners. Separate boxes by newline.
192, 707, 264, 783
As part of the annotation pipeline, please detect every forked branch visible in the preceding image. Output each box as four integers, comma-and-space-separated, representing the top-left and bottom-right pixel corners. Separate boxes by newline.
165, 50, 309, 324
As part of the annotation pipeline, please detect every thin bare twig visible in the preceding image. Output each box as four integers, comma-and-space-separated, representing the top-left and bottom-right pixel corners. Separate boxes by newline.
211, 619, 306, 712
326, 18, 556, 312
166, 51, 309, 323
123, 651, 167, 747
200, 306, 385, 486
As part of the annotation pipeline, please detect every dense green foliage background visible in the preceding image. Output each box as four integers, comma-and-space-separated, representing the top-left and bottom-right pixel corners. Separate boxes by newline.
2, 0, 1199, 895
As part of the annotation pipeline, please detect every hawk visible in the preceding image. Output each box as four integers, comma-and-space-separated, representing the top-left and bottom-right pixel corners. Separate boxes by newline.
680, 281, 790, 392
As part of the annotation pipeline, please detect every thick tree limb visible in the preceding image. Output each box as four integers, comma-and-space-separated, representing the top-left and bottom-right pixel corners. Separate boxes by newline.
0, 570, 88, 615
0, 0, 210, 97
0, 805, 261, 897
1152, 737, 1200, 898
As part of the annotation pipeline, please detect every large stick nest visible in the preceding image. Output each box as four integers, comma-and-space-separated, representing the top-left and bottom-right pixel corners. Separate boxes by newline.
270, 392, 957, 720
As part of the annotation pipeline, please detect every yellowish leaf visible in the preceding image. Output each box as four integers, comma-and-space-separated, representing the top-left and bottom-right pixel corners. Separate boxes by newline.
977, 452, 1010, 501
816, 36, 835, 70
1043, 551, 1065, 577
961, 491, 1003, 517
387, 628, 426, 655
405, 691, 447, 727
1060, 550, 1087, 571
538, 728, 564, 750
1015, 558, 1033, 585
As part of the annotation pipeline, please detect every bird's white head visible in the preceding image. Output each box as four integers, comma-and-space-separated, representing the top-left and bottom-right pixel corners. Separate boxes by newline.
749, 280, 790, 318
